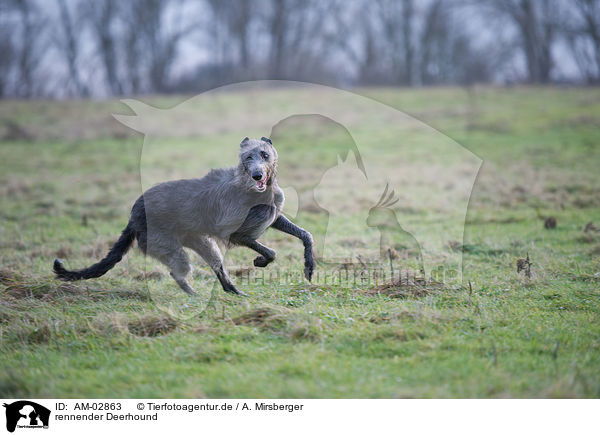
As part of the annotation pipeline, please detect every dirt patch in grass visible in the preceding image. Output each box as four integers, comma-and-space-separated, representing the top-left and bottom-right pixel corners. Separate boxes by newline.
83, 239, 114, 258
544, 216, 557, 229
364, 278, 445, 298
561, 115, 600, 128
373, 327, 410, 341
90, 313, 177, 337
192, 325, 218, 334
0, 268, 150, 302
54, 246, 74, 258
232, 306, 289, 329
0, 179, 32, 198
447, 241, 507, 256
577, 223, 599, 243
542, 185, 600, 209
369, 308, 444, 324
231, 267, 253, 278
4, 282, 81, 300
466, 215, 526, 225
127, 315, 178, 337
133, 271, 164, 281
0, 269, 19, 284
1, 120, 35, 141
572, 196, 600, 208
466, 120, 512, 134
588, 245, 600, 256
559, 272, 600, 283
231, 306, 322, 341
8, 319, 54, 345
287, 316, 323, 341
576, 234, 598, 244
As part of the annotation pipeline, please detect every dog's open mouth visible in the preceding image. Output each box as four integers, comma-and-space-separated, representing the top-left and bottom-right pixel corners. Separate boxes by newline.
256, 174, 268, 192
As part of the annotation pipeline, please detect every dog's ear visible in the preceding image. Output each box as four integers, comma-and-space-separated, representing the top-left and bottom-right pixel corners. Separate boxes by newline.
240, 137, 250, 148
261, 136, 272, 145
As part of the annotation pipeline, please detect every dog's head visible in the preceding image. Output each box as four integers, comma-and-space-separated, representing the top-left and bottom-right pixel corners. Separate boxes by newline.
238, 137, 278, 192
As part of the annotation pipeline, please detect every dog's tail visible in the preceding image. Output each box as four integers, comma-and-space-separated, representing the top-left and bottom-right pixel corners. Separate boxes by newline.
53, 223, 136, 281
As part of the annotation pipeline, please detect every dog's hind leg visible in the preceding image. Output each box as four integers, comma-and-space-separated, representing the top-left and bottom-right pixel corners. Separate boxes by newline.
149, 243, 196, 295
229, 234, 276, 268
168, 249, 196, 295
185, 236, 248, 297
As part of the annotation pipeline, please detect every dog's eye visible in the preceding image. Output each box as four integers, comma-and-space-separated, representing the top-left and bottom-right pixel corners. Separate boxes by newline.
260, 151, 269, 160
245, 155, 253, 161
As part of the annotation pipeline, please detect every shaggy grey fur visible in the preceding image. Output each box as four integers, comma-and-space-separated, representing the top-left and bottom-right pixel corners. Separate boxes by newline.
54, 137, 315, 296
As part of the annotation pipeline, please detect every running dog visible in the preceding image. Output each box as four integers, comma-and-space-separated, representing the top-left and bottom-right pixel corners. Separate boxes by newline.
53, 137, 315, 296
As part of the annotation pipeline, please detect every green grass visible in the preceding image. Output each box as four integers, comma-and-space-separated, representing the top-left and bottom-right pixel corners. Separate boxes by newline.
1, 86, 599, 398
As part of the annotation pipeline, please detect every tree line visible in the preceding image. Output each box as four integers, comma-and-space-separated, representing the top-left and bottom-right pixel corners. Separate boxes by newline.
1, 0, 599, 98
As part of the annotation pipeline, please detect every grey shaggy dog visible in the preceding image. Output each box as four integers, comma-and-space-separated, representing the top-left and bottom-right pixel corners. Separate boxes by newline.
54, 137, 315, 296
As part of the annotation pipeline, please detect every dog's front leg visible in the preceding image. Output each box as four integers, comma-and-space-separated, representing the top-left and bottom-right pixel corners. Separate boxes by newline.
270, 215, 315, 281
229, 234, 276, 268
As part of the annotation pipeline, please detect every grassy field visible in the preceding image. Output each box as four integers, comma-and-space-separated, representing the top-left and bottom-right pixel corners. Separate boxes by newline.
0, 86, 599, 398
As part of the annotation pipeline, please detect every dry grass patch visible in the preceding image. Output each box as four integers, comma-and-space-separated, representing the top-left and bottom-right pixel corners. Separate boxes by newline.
230, 266, 253, 278
127, 314, 178, 337
232, 306, 290, 329
133, 270, 164, 281
287, 316, 323, 341
576, 233, 598, 244
4, 282, 80, 301
90, 313, 178, 337
0, 179, 32, 198
369, 308, 445, 324
0, 268, 149, 302
1, 120, 34, 141
7, 319, 55, 345
587, 245, 600, 256
192, 324, 218, 334
559, 272, 600, 283
231, 306, 323, 341
364, 277, 446, 298
0, 269, 19, 284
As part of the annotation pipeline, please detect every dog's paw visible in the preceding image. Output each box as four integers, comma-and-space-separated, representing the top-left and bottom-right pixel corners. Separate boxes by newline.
223, 286, 249, 297
253, 256, 270, 267
304, 260, 314, 282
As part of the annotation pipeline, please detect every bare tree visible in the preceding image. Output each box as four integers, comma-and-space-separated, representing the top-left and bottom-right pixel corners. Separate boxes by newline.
481, 0, 562, 83
327, 0, 390, 85
402, 0, 415, 85
56, 0, 89, 96
206, 0, 255, 70
124, 0, 196, 93
375, 0, 417, 85
334, 0, 492, 86
13, 0, 49, 97
1, 0, 596, 98
85, 0, 123, 95
236, 0, 252, 68
257, 0, 338, 81
0, 34, 13, 97
418, 0, 445, 84
122, 3, 142, 95
564, 0, 600, 83
0, 1, 17, 97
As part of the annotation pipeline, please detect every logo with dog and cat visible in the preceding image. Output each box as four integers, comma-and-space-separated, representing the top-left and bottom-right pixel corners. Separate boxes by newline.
103, 80, 482, 318
2, 401, 50, 433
